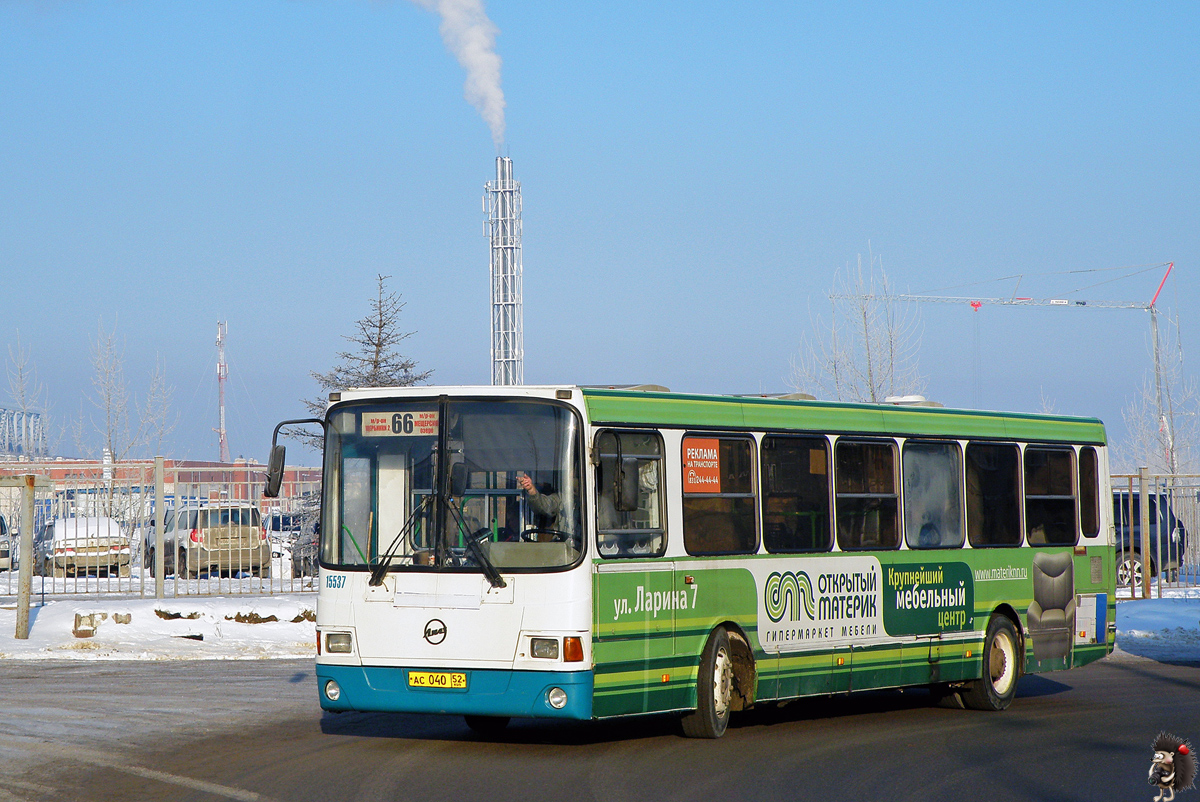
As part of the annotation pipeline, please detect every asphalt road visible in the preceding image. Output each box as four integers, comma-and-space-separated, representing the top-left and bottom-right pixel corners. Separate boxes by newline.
2, 651, 1196, 802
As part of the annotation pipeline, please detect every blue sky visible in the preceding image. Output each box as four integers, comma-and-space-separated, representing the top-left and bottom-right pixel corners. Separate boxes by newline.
1, 1, 1197, 463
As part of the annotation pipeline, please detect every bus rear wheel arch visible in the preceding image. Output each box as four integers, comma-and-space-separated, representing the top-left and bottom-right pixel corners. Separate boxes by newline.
961, 613, 1021, 711
681, 625, 757, 739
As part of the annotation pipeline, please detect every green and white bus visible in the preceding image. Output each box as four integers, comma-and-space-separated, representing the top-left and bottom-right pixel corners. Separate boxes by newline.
268, 385, 1115, 738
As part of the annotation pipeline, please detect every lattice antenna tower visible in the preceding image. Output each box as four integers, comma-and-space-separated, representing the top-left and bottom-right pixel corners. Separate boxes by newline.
215, 321, 231, 463
484, 157, 523, 385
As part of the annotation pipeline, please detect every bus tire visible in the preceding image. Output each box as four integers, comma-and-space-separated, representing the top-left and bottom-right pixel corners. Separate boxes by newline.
464, 715, 509, 736
961, 615, 1020, 711
681, 627, 734, 739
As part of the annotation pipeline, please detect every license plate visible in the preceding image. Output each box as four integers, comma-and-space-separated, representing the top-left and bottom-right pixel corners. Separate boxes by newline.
408, 671, 467, 689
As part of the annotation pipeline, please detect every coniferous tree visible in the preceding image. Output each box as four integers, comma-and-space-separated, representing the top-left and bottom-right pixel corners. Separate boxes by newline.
300, 274, 431, 433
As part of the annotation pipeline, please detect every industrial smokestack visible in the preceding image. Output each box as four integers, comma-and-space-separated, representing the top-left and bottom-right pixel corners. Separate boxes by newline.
484, 156, 523, 385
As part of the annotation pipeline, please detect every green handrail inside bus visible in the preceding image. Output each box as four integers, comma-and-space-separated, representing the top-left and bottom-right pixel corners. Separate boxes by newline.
342, 525, 369, 565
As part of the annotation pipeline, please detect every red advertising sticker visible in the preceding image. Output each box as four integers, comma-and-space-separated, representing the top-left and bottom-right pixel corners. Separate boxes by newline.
683, 437, 721, 493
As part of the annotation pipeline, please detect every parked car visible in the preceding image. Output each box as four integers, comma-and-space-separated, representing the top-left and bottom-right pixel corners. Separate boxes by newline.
266, 513, 302, 534
140, 509, 176, 573
291, 523, 320, 578
33, 517, 132, 578
266, 513, 302, 559
1113, 490, 1188, 584
0, 513, 10, 571
150, 504, 270, 578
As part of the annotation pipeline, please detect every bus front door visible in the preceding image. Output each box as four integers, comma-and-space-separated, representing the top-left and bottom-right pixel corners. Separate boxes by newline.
594, 563, 677, 716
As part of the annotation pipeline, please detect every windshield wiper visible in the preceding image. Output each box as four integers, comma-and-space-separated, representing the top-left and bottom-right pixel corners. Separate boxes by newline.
368, 495, 432, 587
444, 497, 506, 589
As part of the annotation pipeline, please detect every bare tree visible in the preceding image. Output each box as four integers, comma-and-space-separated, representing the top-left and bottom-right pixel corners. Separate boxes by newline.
5, 331, 50, 457
788, 251, 924, 403
295, 274, 431, 447
69, 400, 88, 459
84, 322, 177, 461
1115, 316, 1199, 474
89, 321, 136, 462
137, 356, 177, 457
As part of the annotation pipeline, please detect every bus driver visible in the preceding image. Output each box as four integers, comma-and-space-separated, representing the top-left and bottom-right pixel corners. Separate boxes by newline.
517, 473, 565, 539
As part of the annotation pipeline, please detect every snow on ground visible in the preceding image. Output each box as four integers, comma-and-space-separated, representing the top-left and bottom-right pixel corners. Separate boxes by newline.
0, 586, 1196, 663
1115, 586, 1200, 662
0, 594, 316, 660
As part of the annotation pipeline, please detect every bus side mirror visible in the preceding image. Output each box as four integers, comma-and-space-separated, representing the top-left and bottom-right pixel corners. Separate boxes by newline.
265, 445, 286, 498
615, 456, 639, 512
450, 462, 469, 497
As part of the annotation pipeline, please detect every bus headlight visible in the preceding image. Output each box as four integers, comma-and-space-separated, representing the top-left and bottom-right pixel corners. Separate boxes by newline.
326, 633, 353, 653
547, 687, 567, 709
530, 637, 559, 659
324, 679, 342, 702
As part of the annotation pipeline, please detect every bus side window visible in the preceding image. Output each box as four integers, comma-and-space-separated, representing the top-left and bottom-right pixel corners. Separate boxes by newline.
835, 440, 899, 550
595, 431, 666, 558
1079, 446, 1099, 537
966, 443, 1022, 547
902, 440, 964, 549
762, 435, 831, 553
1025, 447, 1077, 546
682, 436, 758, 556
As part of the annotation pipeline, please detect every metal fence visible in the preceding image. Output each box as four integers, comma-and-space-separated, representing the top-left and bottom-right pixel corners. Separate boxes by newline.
1112, 472, 1200, 599
7, 460, 1194, 602
0, 460, 320, 599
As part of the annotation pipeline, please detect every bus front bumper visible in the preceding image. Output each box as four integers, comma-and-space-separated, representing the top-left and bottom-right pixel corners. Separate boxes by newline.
316, 664, 593, 720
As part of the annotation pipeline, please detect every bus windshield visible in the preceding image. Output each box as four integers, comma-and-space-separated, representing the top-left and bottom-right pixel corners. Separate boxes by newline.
321, 398, 583, 572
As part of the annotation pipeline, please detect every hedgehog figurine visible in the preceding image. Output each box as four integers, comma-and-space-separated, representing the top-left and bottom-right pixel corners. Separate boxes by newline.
1149, 731, 1197, 802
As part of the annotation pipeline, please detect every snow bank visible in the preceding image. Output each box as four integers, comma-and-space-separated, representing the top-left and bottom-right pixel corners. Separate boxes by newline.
0, 589, 1197, 663
1116, 591, 1200, 662
0, 595, 316, 660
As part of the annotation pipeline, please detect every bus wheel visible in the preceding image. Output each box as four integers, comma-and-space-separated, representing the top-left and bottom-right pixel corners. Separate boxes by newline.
464, 715, 510, 736
681, 627, 734, 738
962, 615, 1020, 711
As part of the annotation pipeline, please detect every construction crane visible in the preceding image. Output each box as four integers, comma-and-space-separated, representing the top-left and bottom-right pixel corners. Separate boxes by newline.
833, 262, 1178, 470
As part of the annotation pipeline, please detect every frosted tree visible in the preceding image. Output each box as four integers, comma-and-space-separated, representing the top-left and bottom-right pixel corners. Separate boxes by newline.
789, 251, 924, 403
5, 332, 50, 457
137, 356, 177, 457
89, 321, 135, 463
1115, 315, 1198, 475
82, 321, 176, 462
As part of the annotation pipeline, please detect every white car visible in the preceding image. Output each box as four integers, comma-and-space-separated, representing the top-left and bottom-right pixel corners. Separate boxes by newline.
34, 517, 132, 578
0, 513, 10, 571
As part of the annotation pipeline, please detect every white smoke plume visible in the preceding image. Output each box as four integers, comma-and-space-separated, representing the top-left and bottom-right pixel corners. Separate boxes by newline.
411, 0, 506, 148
